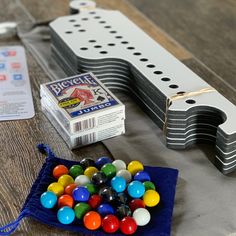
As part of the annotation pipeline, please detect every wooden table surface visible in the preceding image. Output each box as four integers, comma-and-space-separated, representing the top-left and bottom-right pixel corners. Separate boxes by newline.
0, 0, 235, 235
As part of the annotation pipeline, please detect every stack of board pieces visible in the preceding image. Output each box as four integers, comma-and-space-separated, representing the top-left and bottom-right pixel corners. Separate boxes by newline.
49, 8, 236, 174
40, 73, 125, 149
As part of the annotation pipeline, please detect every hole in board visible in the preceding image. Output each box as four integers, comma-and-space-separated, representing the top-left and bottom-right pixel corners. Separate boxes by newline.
133, 52, 141, 56
186, 99, 196, 104
147, 64, 155, 68
176, 91, 185, 95
80, 47, 88, 50
154, 71, 163, 74
94, 45, 102, 48
100, 51, 108, 54
140, 58, 148, 62
161, 77, 170, 82
169, 84, 179, 89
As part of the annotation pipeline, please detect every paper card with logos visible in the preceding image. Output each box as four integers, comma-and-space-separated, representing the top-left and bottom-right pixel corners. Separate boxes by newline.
0, 46, 35, 121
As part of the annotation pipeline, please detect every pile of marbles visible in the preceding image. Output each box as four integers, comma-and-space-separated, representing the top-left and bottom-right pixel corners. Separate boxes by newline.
40, 157, 160, 235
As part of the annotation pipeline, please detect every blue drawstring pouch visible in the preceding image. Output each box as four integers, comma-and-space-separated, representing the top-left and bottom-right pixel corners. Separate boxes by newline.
0, 144, 178, 236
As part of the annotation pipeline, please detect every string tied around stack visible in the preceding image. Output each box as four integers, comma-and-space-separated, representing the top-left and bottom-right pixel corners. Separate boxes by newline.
162, 87, 216, 135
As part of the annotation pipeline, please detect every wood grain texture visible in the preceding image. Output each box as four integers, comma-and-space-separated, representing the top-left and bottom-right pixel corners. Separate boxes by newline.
0, 0, 235, 235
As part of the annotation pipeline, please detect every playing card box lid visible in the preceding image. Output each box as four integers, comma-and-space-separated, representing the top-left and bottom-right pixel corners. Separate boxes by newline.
40, 73, 125, 133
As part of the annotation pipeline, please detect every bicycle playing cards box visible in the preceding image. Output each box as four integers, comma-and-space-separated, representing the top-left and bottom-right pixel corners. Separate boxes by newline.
40, 73, 125, 148
40, 72, 125, 134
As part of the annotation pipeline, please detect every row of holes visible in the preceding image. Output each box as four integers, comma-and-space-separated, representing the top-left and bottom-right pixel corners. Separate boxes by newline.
80, 42, 180, 89
69, 16, 101, 22
66, 15, 196, 105
68, 22, 107, 27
